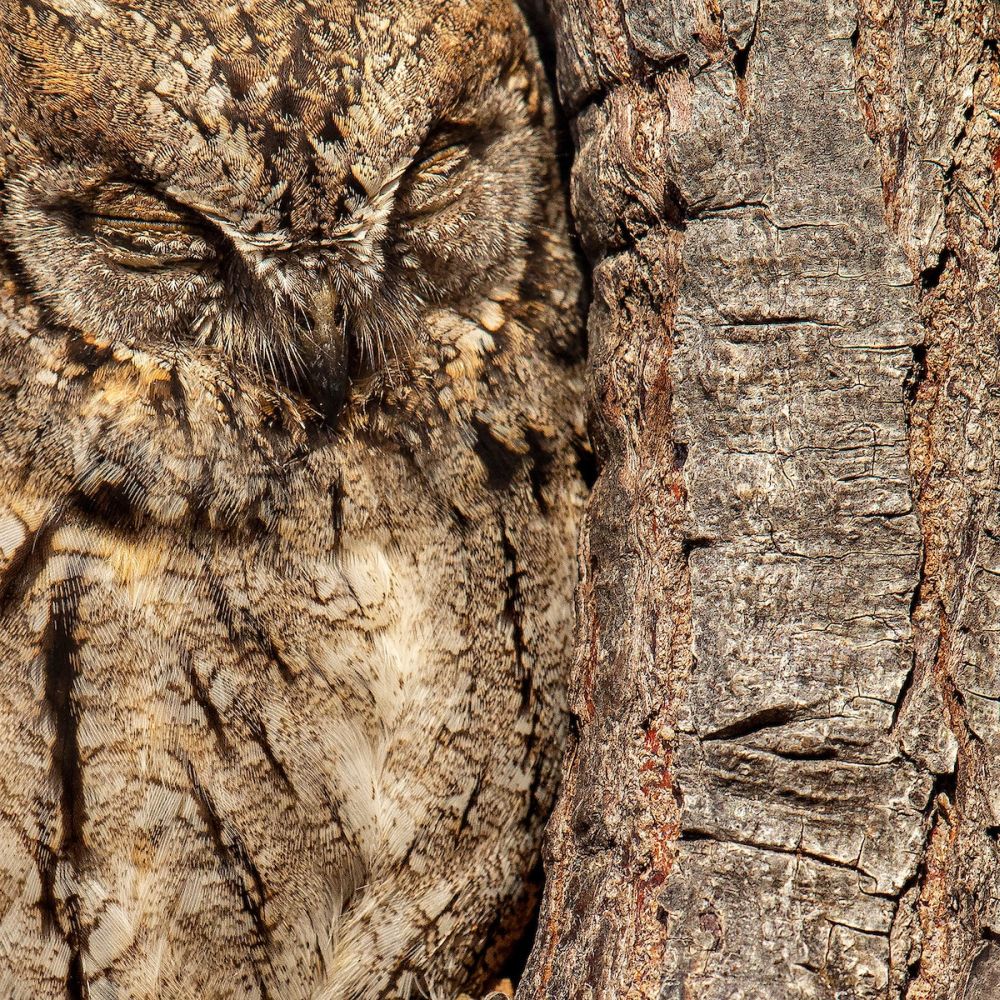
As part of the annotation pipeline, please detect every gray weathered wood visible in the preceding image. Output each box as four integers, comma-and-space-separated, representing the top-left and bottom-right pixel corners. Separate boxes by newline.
519, 1, 999, 997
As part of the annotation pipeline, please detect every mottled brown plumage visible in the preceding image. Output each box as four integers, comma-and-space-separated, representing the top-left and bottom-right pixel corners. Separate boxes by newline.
0, 1, 584, 997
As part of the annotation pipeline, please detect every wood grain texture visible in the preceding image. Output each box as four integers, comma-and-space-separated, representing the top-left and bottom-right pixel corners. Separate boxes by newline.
520, 1, 999, 997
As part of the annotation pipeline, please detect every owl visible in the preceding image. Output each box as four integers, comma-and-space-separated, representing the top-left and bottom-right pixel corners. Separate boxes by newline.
0, 1, 585, 998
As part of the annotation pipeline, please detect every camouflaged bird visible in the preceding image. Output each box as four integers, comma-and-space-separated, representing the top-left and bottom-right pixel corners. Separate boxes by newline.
0, 1, 585, 997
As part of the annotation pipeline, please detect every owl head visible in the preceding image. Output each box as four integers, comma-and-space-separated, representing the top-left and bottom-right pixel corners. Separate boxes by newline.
0, 0, 555, 420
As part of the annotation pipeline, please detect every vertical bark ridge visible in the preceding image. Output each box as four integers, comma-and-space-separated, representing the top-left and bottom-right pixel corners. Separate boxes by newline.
854, 4, 1000, 996
516, 6, 695, 991
517, 136, 693, 1000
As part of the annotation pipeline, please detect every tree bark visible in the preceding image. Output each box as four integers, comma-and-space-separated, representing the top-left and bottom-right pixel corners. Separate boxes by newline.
518, 2, 999, 998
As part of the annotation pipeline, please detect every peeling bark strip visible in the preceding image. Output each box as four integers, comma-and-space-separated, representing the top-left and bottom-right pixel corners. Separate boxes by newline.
521, 2, 998, 999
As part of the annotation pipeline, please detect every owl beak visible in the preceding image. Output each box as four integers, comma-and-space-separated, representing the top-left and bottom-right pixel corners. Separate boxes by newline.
299, 282, 349, 423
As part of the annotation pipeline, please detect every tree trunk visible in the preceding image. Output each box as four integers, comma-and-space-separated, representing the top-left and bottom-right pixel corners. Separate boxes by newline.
518, 2, 1000, 998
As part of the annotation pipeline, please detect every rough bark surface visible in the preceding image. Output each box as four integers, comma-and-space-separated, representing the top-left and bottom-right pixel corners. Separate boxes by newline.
519, 1, 999, 998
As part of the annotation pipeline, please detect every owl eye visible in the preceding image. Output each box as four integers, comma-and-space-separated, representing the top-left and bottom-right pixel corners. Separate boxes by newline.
398, 121, 485, 216
74, 183, 216, 271
414, 122, 480, 174
388, 109, 537, 303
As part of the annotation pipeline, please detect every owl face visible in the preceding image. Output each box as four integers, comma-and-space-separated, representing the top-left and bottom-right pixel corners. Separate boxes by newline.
0, 0, 546, 418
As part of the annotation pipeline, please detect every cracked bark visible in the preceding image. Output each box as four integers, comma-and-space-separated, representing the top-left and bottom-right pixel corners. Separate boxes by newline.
518, 1, 999, 998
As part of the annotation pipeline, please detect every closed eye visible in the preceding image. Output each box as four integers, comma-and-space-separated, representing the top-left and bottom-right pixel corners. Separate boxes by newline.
393, 121, 487, 222
72, 182, 216, 271
84, 211, 198, 227
411, 121, 482, 175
